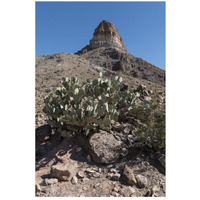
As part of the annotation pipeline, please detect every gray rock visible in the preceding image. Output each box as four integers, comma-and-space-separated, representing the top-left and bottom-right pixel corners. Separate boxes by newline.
71, 176, 78, 184
122, 165, 137, 185
50, 161, 78, 181
136, 84, 146, 92
85, 168, 95, 173
128, 186, 136, 195
144, 96, 152, 101
93, 172, 100, 178
112, 122, 124, 132
42, 178, 58, 186
123, 125, 132, 134
112, 173, 121, 181
77, 171, 85, 178
98, 168, 102, 173
113, 185, 119, 192
109, 168, 117, 173
152, 185, 160, 193
136, 174, 148, 188
89, 131, 123, 164
82, 177, 89, 182
143, 90, 149, 96
93, 183, 100, 188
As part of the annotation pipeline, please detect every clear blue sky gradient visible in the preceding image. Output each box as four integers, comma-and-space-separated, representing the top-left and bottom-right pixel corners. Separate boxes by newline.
36, 2, 165, 70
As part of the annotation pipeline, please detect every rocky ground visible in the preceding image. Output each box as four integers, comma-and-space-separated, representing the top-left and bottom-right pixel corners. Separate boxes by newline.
76, 47, 165, 86
35, 52, 165, 197
36, 135, 165, 197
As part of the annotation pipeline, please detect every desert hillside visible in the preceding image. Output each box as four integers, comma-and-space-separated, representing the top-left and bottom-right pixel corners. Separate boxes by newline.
35, 20, 165, 197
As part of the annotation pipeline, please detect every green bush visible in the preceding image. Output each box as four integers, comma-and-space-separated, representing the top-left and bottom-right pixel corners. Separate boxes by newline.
134, 98, 165, 151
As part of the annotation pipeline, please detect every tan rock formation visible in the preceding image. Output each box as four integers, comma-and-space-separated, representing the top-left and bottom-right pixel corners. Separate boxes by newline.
76, 20, 126, 54
90, 20, 126, 51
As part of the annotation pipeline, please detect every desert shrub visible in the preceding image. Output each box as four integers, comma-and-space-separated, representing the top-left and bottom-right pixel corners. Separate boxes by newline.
134, 98, 165, 151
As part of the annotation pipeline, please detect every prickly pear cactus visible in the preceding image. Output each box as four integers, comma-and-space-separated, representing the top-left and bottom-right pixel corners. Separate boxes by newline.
43, 73, 135, 137
42, 73, 165, 152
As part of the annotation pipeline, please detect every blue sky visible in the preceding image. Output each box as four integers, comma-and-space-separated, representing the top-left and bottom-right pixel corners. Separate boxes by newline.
36, 1, 165, 70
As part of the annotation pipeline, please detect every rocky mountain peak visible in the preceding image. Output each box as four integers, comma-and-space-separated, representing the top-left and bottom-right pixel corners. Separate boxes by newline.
76, 20, 126, 54
90, 20, 126, 51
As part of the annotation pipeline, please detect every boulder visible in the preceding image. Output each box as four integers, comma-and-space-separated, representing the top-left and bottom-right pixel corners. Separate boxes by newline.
89, 131, 123, 164
50, 161, 78, 181
122, 165, 137, 185
136, 174, 148, 188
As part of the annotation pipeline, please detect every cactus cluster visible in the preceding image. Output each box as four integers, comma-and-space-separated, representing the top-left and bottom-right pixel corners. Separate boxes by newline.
43, 73, 165, 151
43, 73, 141, 137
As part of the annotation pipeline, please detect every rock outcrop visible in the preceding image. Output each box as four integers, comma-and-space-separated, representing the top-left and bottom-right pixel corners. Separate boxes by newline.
75, 20, 165, 86
90, 20, 126, 51
76, 20, 126, 54
89, 131, 124, 164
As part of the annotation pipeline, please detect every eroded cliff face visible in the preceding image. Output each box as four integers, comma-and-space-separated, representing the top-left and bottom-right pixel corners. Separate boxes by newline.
76, 20, 126, 54
89, 20, 126, 51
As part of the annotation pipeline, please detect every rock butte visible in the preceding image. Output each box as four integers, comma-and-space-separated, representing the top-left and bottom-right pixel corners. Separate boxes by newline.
77, 20, 126, 54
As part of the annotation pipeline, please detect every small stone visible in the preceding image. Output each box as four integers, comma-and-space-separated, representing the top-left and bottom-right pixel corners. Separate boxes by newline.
98, 168, 102, 173
77, 171, 84, 178
113, 186, 119, 192
43, 178, 58, 186
136, 174, 148, 188
128, 186, 136, 195
93, 172, 100, 178
144, 96, 152, 102
122, 165, 137, 185
152, 185, 160, 193
50, 161, 78, 181
71, 176, 78, 184
136, 84, 146, 92
82, 177, 89, 182
85, 168, 95, 173
143, 90, 149, 96
111, 173, 121, 181
106, 173, 113, 179
93, 183, 100, 188
107, 164, 114, 169
123, 125, 132, 134
110, 168, 117, 173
